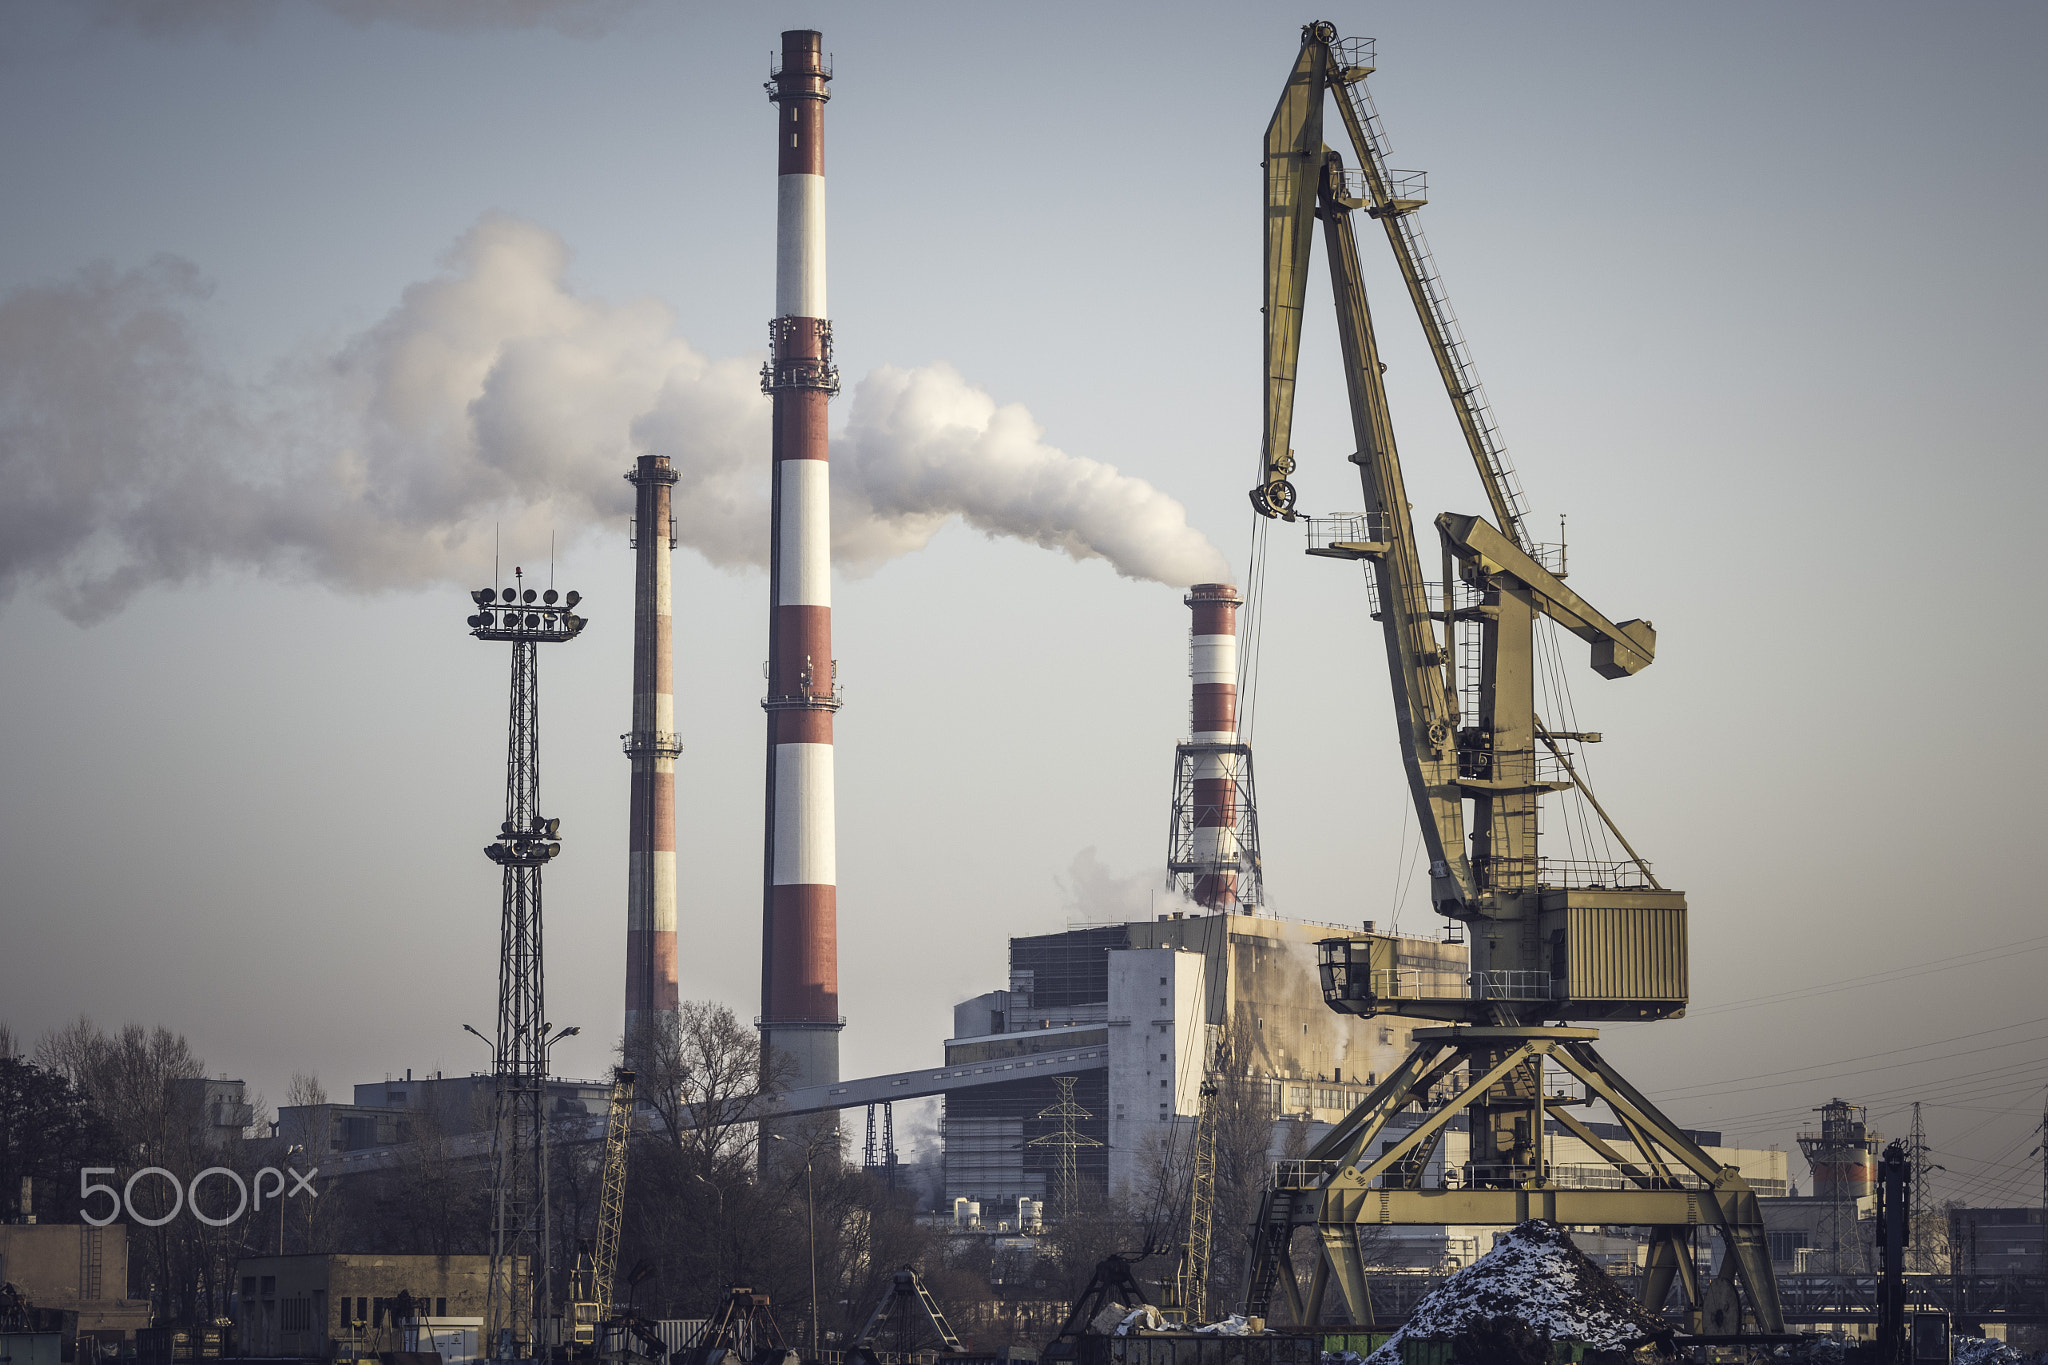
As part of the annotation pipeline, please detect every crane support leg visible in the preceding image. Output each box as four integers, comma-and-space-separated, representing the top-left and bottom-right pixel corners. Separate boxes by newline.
1316, 1226, 1376, 1330
1236, 1028, 1787, 1336
1643, 1227, 1701, 1319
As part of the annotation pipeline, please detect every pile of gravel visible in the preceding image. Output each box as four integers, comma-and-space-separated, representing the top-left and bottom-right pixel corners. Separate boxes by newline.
1364, 1221, 1671, 1365
1952, 1339, 2030, 1365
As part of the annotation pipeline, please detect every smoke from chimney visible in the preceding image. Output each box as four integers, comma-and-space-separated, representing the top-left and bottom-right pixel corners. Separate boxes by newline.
0, 216, 1230, 623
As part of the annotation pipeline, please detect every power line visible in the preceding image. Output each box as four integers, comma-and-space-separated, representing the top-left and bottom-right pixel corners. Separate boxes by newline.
1649, 1015, 2048, 1101
1687, 933, 2048, 1018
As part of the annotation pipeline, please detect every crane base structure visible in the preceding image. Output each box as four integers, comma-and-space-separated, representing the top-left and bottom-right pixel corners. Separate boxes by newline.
1241, 1027, 1782, 1336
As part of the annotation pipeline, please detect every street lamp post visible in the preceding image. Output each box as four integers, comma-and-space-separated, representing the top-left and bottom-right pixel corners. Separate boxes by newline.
770, 1135, 820, 1355
280, 1146, 304, 1254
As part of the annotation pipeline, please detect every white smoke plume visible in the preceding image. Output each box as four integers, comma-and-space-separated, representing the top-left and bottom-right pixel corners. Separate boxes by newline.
83, 0, 642, 39
0, 215, 1230, 623
1055, 847, 1196, 923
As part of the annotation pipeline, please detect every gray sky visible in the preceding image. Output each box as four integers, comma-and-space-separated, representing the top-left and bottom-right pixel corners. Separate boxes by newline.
2, 0, 2044, 1204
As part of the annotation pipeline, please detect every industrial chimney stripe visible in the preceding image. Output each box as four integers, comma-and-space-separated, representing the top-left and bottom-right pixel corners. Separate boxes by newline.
624, 454, 682, 1056
776, 176, 826, 318
777, 460, 831, 606
761, 29, 844, 1081
1187, 583, 1241, 909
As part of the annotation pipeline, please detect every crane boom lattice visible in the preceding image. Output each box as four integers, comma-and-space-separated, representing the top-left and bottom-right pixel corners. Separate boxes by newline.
592, 1068, 635, 1321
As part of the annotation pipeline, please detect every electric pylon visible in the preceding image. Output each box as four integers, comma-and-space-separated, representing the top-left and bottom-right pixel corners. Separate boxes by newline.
1028, 1077, 1102, 1222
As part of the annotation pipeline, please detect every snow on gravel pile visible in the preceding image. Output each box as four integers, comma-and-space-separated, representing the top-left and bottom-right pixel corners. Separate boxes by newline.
1364, 1221, 1669, 1365
1951, 1339, 2027, 1365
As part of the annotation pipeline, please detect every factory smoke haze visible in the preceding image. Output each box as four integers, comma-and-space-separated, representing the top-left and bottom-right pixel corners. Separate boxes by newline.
83, 0, 643, 40
0, 214, 1229, 623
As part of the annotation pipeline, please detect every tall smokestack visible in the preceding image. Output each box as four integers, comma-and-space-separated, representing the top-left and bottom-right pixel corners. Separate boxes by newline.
623, 455, 680, 1061
760, 29, 842, 1092
1168, 584, 1264, 912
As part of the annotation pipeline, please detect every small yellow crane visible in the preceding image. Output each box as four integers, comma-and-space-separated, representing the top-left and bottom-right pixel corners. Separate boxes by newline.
568, 1067, 636, 1351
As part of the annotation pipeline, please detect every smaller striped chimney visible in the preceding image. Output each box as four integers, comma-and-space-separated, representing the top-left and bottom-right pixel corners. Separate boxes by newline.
1168, 584, 1264, 912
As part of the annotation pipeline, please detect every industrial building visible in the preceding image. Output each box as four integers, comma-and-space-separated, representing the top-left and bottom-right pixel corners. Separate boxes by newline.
0, 1224, 152, 1347
942, 914, 1468, 1209
167, 1077, 255, 1149
278, 1071, 613, 1158
231, 1253, 499, 1360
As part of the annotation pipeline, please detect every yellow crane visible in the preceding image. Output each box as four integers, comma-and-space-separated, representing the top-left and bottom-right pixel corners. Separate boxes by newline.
1167, 1071, 1219, 1325
1237, 21, 1783, 1338
569, 1067, 636, 1350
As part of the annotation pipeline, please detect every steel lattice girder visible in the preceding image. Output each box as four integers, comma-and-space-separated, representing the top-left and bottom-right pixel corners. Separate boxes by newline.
1241, 1030, 1786, 1336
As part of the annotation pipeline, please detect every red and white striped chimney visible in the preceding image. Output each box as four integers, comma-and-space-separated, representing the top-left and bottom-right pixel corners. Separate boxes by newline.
759, 29, 841, 1092
1188, 583, 1241, 910
623, 454, 680, 1061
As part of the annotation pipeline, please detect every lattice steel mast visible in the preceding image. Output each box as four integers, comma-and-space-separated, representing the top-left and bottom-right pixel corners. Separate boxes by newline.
1028, 1077, 1102, 1223
465, 569, 587, 1358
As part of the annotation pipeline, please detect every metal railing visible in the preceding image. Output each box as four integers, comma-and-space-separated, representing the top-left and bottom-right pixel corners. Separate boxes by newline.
767, 52, 834, 80
1303, 512, 1393, 553
1369, 968, 1473, 999
1331, 36, 1376, 75
1456, 749, 1570, 788
1477, 970, 1555, 1000
1277, 1158, 1337, 1189
1334, 166, 1429, 211
1362, 574, 1481, 623
1532, 858, 1657, 890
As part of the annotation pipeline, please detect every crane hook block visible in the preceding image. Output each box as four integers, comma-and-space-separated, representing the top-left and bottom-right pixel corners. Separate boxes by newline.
1249, 479, 1299, 521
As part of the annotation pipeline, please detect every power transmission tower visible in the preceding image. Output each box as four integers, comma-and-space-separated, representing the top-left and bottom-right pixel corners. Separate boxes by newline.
1908, 1103, 1932, 1272
465, 571, 587, 1358
1028, 1077, 1102, 1222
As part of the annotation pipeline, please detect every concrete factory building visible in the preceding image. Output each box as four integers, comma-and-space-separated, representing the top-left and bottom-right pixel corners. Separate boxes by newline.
943, 913, 1468, 1208
937, 910, 1787, 1269
232, 1253, 499, 1360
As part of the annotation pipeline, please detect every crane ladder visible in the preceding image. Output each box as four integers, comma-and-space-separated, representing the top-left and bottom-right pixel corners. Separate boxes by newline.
1328, 44, 1534, 550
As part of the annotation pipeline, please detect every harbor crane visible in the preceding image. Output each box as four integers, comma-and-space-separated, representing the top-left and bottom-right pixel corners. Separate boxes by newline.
1237, 22, 1784, 1337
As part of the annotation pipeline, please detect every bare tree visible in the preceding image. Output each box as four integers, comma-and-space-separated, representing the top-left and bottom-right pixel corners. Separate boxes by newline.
633, 1001, 791, 1175
33, 1017, 266, 1324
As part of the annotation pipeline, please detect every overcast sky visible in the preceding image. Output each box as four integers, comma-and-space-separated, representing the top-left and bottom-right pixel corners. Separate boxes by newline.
1, 0, 2043, 1205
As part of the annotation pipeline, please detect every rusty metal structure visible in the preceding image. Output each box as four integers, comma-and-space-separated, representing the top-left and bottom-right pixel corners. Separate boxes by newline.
759, 27, 845, 1098
623, 456, 680, 1066
1235, 22, 1784, 1336
1166, 583, 1265, 912
464, 569, 586, 1357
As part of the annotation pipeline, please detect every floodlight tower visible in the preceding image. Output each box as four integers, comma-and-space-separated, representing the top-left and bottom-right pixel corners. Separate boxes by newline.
464, 569, 587, 1358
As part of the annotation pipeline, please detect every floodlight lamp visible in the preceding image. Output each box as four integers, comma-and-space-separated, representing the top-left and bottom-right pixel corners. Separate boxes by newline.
522, 588, 537, 604
524, 612, 539, 627
466, 615, 481, 628
565, 591, 581, 608
543, 589, 558, 605
472, 589, 493, 605
545, 818, 561, 837
546, 843, 561, 858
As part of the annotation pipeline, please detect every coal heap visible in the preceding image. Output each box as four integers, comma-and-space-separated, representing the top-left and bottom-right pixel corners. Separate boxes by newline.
1364, 1221, 1671, 1365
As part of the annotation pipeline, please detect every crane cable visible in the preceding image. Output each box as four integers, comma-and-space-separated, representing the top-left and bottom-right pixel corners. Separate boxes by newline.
1236, 511, 1271, 744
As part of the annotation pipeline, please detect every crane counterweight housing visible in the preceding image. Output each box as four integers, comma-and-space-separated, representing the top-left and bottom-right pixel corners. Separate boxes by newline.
1232, 19, 1780, 1341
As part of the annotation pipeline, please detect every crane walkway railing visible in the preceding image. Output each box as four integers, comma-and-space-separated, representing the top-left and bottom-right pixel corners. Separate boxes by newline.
1331, 56, 1535, 549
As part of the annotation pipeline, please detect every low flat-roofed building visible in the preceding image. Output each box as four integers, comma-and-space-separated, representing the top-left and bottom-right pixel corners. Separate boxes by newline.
232, 1253, 506, 1360
0, 1224, 152, 1344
